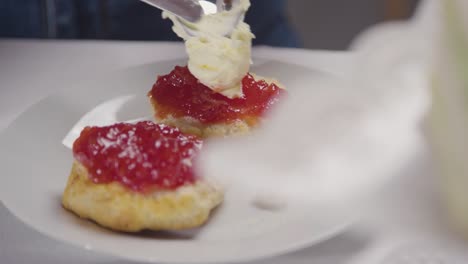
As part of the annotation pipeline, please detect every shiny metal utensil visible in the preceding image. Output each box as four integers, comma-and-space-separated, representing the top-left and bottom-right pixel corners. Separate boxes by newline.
139, 0, 202, 22
139, 0, 235, 23
140, 0, 244, 37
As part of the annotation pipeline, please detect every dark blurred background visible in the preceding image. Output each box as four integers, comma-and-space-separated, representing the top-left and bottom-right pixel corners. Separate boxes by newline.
287, 0, 421, 49
0, 0, 421, 50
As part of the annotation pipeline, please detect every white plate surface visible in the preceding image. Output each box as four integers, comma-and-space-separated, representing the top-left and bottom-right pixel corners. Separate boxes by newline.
0, 59, 357, 263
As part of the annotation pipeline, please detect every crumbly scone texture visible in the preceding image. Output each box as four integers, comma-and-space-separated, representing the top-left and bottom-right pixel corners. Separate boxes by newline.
62, 162, 223, 232
157, 114, 253, 138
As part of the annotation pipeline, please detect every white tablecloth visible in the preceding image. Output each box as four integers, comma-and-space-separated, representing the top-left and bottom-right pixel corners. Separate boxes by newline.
1, 40, 467, 264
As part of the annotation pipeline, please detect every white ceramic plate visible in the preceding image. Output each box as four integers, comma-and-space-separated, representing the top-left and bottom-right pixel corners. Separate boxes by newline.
0, 59, 354, 263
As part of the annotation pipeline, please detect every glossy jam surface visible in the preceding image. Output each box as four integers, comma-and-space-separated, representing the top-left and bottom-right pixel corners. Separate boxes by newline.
149, 66, 285, 124
73, 121, 202, 192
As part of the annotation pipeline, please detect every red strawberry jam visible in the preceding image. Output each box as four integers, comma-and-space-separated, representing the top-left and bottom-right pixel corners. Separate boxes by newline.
72, 121, 202, 192
148, 66, 285, 124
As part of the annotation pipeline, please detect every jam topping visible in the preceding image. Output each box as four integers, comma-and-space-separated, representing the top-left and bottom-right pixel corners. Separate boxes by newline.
149, 66, 285, 124
73, 121, 202, 192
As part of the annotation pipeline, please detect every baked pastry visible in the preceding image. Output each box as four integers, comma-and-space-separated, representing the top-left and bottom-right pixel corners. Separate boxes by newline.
62, 121, 223, 232
148, 66, 286, 138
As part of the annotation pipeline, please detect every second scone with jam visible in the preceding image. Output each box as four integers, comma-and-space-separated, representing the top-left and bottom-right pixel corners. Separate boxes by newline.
62, 121, 223, 232
148, 66, 286, 138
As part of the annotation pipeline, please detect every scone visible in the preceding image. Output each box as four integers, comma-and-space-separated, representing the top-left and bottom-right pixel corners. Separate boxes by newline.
148, 66, 286, 138
62, 121, 223, 232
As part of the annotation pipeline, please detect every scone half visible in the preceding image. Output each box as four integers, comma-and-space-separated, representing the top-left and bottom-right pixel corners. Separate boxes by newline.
63, 121, 223, 232
148, 66, 286, 138
150, 100, 253, 138
62, 162, 223, 232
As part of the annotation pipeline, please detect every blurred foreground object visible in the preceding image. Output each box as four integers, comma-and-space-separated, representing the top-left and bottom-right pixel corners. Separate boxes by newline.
429, 0, 468, 237
199, 1, 433, 208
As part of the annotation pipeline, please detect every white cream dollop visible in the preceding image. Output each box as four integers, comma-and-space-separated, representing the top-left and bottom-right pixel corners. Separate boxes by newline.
163, 0, 254, 98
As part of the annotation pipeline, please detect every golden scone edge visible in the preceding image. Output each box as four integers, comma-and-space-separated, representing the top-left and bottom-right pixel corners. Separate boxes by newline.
155, 113, 253, 138
62, 162, 223, 232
